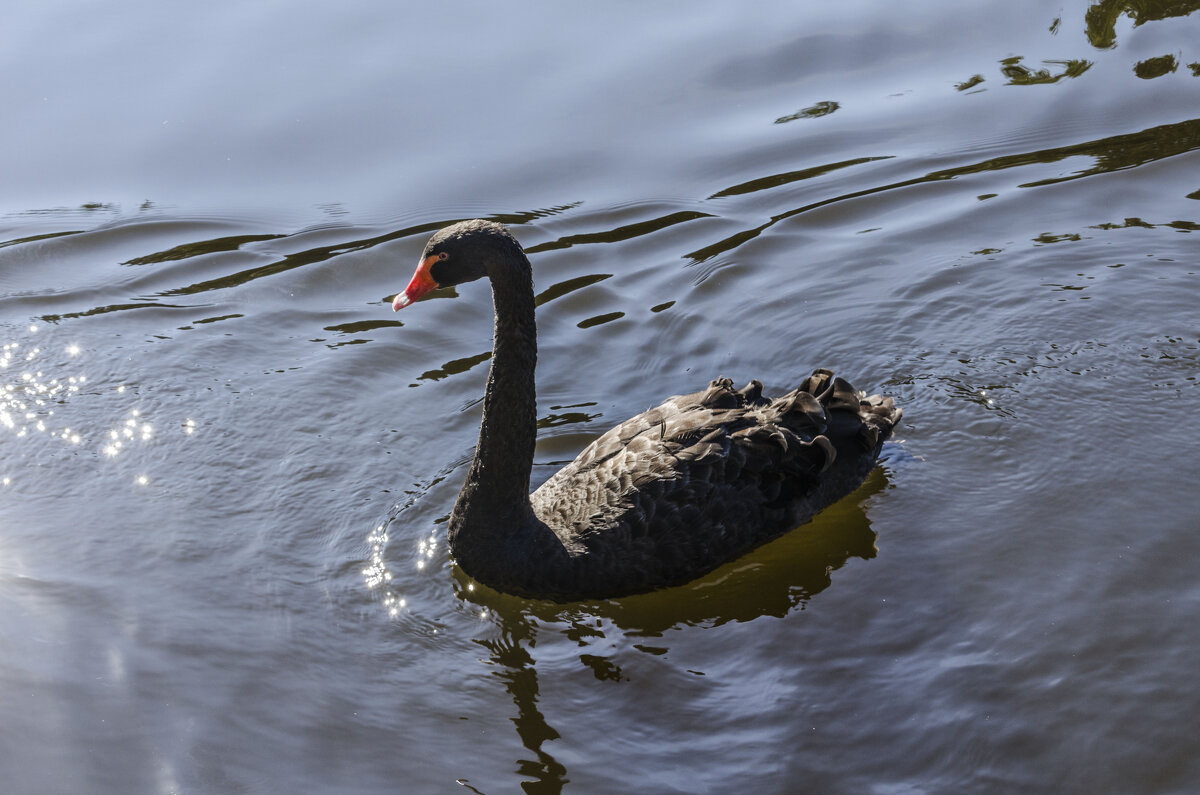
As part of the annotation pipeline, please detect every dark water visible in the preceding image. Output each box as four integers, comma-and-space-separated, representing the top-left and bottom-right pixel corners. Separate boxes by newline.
3, 2, 1200, 792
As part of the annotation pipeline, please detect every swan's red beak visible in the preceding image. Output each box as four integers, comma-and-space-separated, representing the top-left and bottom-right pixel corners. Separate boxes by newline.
392, 254, 440, 311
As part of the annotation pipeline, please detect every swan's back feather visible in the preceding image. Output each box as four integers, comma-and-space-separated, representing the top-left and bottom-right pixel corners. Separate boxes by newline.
528, 369, 900, 596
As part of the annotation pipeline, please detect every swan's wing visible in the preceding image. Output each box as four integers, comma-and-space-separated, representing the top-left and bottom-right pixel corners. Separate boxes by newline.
530, 375, 867, 542
528, 371, 901, 594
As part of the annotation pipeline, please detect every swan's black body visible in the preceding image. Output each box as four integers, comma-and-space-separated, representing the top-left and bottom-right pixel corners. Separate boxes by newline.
393, 220, 901, 601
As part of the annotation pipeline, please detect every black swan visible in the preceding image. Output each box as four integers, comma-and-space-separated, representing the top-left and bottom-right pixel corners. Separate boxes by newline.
392, 220, 901, 601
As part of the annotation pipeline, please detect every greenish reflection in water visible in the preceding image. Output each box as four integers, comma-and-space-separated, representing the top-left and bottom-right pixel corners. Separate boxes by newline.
1000, 56, 1093, 85
1085, 0, 1200, 49
1134, 53, 1180, 79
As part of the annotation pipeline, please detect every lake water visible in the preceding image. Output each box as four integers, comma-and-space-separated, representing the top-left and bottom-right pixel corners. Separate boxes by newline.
2, 2, 1199, 792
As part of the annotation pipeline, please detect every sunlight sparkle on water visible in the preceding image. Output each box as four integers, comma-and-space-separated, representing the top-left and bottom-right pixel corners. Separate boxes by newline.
0, 330, 194, 466
364, 523, 416, 619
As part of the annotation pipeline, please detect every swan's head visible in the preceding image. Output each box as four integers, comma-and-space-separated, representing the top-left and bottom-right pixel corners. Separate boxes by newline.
392, 220, 523, 311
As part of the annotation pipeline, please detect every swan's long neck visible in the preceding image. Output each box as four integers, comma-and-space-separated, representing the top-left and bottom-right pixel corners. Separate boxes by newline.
449, 253, 538, 543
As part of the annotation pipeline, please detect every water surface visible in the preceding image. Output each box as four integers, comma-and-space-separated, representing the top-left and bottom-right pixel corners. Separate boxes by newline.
3, 2, 1200, 792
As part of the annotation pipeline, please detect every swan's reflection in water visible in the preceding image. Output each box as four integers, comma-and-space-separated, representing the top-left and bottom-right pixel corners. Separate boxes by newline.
453, 465, 890, 793
468, 619, 570, 793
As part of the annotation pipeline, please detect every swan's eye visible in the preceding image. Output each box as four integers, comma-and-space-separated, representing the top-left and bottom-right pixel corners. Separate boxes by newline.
428, 250, 457, 286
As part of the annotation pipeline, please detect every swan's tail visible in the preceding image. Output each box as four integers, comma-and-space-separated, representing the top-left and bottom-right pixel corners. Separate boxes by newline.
695, 369, 902, 458
791, 368, 902, 454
